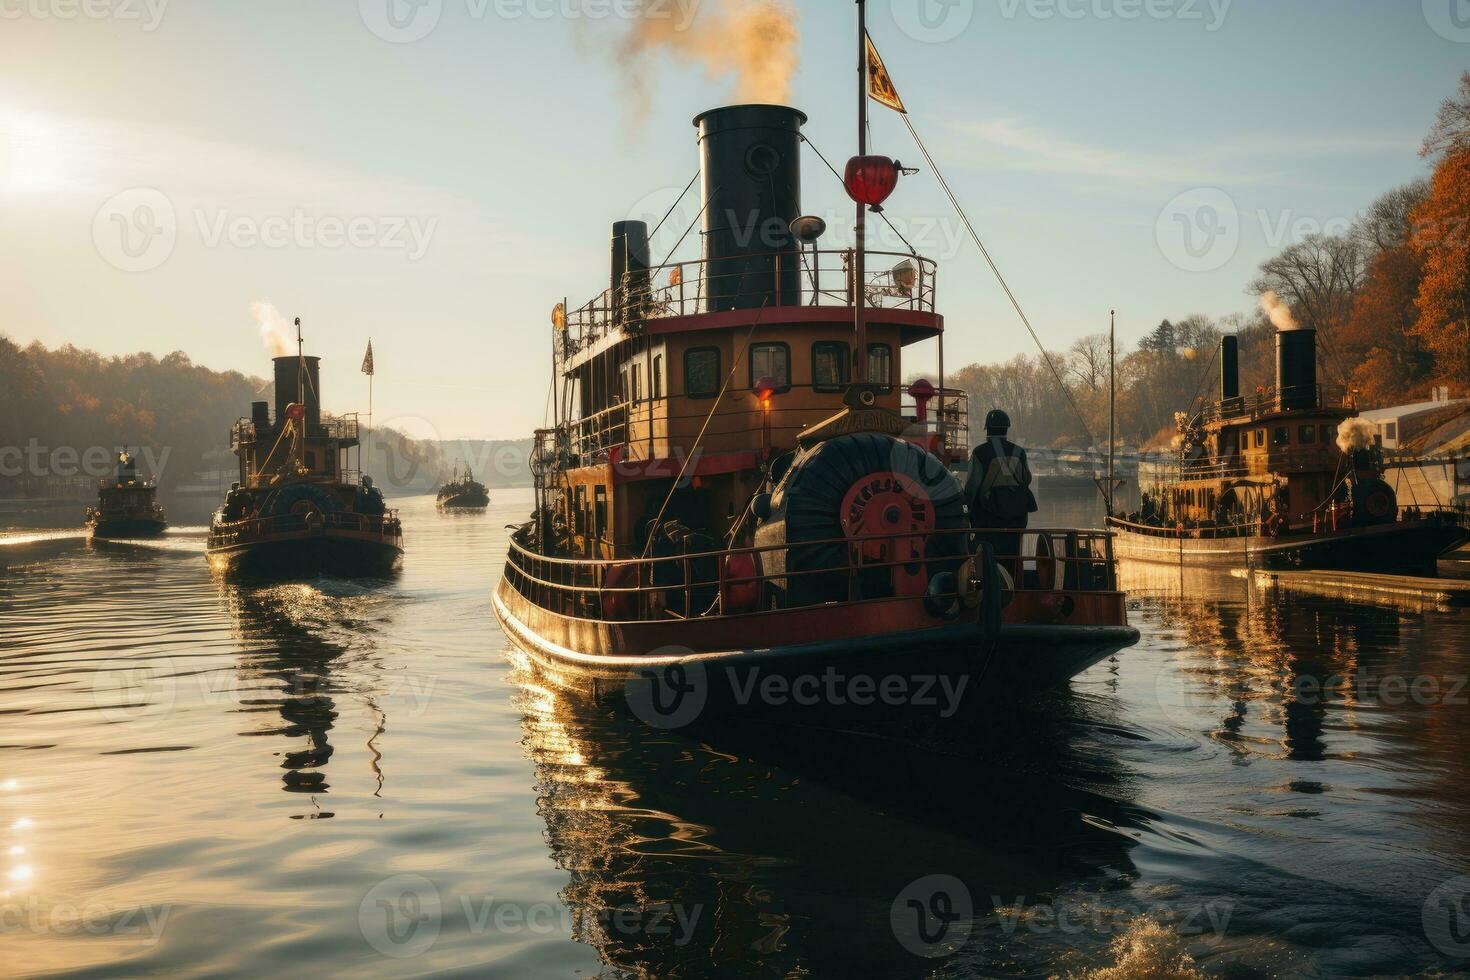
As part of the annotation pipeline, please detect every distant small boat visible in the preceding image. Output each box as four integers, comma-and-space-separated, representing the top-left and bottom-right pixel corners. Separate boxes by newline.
436, 463, 490, 510
86, 450, 167, 538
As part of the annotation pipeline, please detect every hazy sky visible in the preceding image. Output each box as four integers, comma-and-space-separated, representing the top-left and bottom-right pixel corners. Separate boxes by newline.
2, 0, 1465, 440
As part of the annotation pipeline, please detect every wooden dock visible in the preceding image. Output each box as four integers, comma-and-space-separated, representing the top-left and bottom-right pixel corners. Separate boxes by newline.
1248, 568, 1470, 607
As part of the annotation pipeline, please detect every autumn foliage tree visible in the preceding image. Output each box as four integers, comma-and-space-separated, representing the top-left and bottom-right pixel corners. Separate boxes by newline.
1409, 73, 1470, 386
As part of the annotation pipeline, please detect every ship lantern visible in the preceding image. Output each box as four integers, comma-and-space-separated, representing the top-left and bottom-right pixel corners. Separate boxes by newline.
285, 403, 306, 422
754, 376, 779, 408
843, 155, 901, 210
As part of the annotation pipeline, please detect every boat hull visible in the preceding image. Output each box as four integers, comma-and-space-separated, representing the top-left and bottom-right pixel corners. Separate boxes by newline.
207, 528, 402, 578
493, 574, 1137, 702
1108, 516, 1468, 574
89, 517, 168, 538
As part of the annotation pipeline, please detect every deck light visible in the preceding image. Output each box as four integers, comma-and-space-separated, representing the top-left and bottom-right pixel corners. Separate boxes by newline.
754, 376, 779, 407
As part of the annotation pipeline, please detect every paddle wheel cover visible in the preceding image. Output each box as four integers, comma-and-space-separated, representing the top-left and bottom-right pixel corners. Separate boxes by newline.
839, 471, 936, 570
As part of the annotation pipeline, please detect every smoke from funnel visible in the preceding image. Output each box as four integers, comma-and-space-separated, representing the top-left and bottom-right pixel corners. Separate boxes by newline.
1260, 290, 1300, 332
1336, 418, 1375, 454
615, 0, 799, 120
251, 300, 293, 358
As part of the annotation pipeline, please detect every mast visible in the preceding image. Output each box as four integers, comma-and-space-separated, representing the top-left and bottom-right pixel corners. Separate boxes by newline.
853, 0, 867, 383
1108, 309, 1116, 516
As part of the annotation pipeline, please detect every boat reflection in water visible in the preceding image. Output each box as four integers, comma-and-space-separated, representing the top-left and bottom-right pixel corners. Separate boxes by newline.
215, 579, 391, 808
507, 646, 1154, 977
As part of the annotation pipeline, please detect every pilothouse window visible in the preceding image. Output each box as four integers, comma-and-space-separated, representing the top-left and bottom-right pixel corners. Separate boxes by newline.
684, 348, 720, 399
812, 341, 849, 392
867, 344, 893, 391
749, 343, 791, 393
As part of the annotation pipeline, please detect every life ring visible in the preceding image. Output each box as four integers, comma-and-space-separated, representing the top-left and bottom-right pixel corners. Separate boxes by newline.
721, 552, 761, 614
601, 563, 639, 620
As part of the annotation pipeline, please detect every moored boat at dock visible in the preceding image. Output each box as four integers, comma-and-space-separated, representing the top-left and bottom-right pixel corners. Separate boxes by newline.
85, 449, 167, 538
1108, 328, 1468, 572
206, 324, 403, 577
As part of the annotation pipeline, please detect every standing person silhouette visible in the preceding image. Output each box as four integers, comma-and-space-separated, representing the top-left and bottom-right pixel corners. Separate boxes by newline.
964, 410, 1039, 578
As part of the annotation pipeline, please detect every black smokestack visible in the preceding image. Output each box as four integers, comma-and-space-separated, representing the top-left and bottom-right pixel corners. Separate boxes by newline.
251, 400, 270, 429
273, 355, 321, 431
611, 220, 651, 323
1220, 335, 1239, 401
693, 104, 805, 312
1275, 326, 1317, 410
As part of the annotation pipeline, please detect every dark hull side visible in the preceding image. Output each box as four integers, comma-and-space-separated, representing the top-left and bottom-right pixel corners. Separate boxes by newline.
494, 575, 1137, 707
207, 533, 402, 579
89, 518, 168, 538
1109, 517, 1468, 575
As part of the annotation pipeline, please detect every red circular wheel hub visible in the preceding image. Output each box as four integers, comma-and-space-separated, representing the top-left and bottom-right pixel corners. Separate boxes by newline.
840, 473, 935, 591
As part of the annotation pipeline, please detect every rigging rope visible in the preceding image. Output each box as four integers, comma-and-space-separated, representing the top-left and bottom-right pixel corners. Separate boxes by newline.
897, 113, 1097, 446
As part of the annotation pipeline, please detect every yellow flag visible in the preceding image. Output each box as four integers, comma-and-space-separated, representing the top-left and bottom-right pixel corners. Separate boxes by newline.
865, 33, 906, 114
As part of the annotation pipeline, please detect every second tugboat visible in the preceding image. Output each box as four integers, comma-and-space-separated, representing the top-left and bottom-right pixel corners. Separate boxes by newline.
206, 320, 403, 577
86, 449, 167, 538
1108, 327, 1468, 572
436, 463, 490, 510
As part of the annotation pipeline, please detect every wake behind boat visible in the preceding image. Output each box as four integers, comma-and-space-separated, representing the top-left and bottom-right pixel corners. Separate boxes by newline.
206, 320, 403, 577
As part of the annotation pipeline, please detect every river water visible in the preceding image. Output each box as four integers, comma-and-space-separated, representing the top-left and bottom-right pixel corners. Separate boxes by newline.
2, 488, 1469, 978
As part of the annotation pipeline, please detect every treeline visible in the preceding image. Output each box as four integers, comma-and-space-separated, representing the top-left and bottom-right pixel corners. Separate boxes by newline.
0, 335, 450, 497
953, 73, 1470, 450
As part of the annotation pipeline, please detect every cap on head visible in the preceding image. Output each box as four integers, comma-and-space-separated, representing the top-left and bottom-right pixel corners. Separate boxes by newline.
985, 409, 1011, 434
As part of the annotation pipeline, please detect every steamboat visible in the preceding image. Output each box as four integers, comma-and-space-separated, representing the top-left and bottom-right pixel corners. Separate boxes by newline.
494, 30, 1139, 699
1108, 327, 1468, 571
86, 449, 167, 538
436, 463, 490, 510
206, 325, 403, 577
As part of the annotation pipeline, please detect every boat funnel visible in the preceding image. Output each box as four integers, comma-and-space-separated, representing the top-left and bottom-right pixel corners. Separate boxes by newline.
611, 220, 651, 324
273, 355, 322, 432
1219, 335, 1239, 401
693, 104, 806, 312
1275, 325, 1317, 410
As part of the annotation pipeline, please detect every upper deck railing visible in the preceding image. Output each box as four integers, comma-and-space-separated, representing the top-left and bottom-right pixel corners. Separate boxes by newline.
231, 413, 361, 451
1200, 385, 1355, 424
558, 249, 938, 363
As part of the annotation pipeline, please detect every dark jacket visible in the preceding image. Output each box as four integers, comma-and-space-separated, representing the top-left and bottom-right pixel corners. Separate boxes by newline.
965, 436, 1039, 527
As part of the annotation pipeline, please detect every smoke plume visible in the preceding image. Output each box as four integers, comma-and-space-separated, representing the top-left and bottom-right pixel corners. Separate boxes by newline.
1259, 290, 1300, 332
251, 300, 293, 358
616, 0, 800, 120
1336, 418, 1376, 454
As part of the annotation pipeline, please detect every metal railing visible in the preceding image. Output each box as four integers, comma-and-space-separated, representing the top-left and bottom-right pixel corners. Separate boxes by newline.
209, 508, 400, 545
902, 385, 969, 463
559, 250, 938, 362
231, 413, 361, 449
505, 526, 1118, 623
1200, 385, 1355, 423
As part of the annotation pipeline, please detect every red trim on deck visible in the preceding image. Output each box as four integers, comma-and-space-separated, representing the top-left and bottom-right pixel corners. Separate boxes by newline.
611, 450, 761, 484
645, 306, 943, 344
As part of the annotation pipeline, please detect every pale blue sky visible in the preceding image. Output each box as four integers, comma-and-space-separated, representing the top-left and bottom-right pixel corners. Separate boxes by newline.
1, 0, 1464, 439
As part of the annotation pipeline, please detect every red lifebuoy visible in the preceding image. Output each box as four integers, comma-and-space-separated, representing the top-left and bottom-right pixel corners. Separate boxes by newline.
601, 563, 639, 620
721, 552, 761, 614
